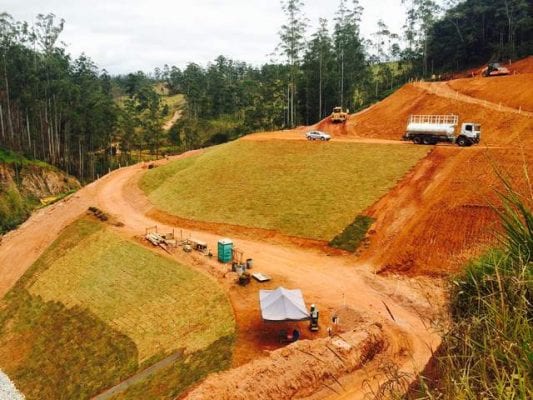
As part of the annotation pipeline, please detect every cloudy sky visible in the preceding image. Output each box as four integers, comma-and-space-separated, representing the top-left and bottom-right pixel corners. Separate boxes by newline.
4, 0, 406, 74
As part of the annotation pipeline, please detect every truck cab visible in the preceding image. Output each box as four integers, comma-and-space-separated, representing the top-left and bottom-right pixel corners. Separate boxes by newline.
457, 123, 481, 146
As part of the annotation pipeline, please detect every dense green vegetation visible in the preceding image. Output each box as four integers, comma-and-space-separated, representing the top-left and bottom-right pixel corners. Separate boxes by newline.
2, 2, 531, 181
0, 218, 235, 399
0, 183, 33, 233
162, 0, 532, 142
428, 0, 533, 72
414, 185, 532, 399
0, 13, 117, 182
0, 147, 78, 234
141, 140, 427, 241
329, 215, 375, 252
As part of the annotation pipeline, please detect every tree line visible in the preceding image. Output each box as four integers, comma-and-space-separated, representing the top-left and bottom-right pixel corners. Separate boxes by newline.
167, 0, 531, 136
0, 13, 117, 182
428, 0, 532, 71
0, 1, 531, 182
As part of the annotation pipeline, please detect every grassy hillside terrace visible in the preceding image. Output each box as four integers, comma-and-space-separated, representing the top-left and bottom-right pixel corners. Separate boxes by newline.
0, 218, 234, 399
141, 140, 429, 241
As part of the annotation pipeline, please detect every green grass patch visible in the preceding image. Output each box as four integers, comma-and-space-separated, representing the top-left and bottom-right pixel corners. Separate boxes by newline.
161, 93, 184, 111
0, 218, 235, 399
0, 183, 35, 234
0, 290, 138, 400
0, 147, 26, 164
329, 215, 375, 252
141, 140, 427, 241
0, 147, 52, 169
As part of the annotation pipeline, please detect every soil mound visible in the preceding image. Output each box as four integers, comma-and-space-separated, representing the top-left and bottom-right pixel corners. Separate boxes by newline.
310, 56, 533, 148
452, 56, 533, 78
184, 324, 385, 400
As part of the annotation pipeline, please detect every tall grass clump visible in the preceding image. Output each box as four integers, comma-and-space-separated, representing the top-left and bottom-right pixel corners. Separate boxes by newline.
416, 180, 532, 399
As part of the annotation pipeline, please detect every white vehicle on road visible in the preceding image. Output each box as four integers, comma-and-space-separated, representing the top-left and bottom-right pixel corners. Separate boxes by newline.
305, 130, 331, 141
403, 115, 480, 147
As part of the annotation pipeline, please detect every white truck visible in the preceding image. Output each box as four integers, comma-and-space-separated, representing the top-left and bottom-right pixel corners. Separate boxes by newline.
402, 115, 480, 146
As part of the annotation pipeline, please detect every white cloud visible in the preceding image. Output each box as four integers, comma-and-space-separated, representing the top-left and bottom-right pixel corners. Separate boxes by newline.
3, 0, 406, 74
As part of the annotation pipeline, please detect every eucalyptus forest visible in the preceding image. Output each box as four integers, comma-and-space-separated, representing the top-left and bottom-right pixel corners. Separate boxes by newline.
0, 0, 531, 182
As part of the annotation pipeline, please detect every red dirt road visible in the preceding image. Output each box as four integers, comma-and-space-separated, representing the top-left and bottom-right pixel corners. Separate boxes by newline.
0, 153, 444, 399
0, 186, 96, 297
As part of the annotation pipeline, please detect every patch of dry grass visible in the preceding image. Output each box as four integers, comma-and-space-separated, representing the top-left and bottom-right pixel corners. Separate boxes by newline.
0, 218, 235, 399
29, 219, 234, 362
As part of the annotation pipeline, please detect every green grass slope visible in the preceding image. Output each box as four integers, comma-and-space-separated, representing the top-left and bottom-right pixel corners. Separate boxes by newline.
0, 218, 234, 399
141, 140, 428, 240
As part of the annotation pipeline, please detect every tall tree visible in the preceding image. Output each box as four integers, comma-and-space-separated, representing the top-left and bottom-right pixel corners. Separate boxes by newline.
333, 0, 367, 111
402, 0, 441, 76
300, 18, 336, 123
277, 0, 308, 127
0, 13, 118, 181
427, 0, 532, 71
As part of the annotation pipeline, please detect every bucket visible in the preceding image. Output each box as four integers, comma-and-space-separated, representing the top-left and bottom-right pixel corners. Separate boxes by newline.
246, 258, 253, 269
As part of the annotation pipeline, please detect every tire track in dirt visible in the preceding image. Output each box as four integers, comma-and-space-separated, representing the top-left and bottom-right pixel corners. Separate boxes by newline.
162, 110, 182, 131
414, 81, 533, 117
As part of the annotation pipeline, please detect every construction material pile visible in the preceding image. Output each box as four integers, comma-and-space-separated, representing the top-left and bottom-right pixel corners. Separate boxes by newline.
145, 231, 177, 253
185, 324, 385, 400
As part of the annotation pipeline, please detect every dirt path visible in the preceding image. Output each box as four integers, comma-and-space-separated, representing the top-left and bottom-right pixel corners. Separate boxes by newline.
92, 350, 183, 400
0, 185, 96, 298
163, 110, 182, 131
0, 151, 444, 399
243, 130, 408, 143
415, 81, 533, 117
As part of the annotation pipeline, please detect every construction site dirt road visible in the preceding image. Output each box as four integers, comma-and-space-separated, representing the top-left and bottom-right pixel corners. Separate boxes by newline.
0, 150, 444, 399
1, 58, 531, 399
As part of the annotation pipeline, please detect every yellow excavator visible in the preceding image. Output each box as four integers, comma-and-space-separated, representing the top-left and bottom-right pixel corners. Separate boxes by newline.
330, 106, 348, 123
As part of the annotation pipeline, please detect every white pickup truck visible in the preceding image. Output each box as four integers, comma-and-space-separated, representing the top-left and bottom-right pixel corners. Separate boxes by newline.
402, 115, 480, 146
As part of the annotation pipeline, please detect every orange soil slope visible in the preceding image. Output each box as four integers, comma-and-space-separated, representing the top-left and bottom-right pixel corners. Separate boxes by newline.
316, 82, 532, 147
448, 74, 533, 112
248, 63, 531, 276
360, 146, 532, 276
314, 59, 532, 276
507, 55, 533, 74
452, 56, 533, 78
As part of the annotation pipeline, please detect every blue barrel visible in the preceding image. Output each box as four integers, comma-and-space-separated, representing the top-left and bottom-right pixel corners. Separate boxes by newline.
217, 238, 233, 263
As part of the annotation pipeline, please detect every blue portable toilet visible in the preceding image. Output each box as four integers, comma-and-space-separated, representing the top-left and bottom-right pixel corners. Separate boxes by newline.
217, 238, 233, 263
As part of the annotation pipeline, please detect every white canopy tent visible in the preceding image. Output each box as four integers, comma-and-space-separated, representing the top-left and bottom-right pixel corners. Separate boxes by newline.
259, 287, 310, 322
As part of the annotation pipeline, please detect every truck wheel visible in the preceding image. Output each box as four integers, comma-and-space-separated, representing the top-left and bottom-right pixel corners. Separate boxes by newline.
456, 136, 468, 147
413, 136, 422, 144
320, 137, 326, 141
422, 137, 433, 145
307, 136, 312, 141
